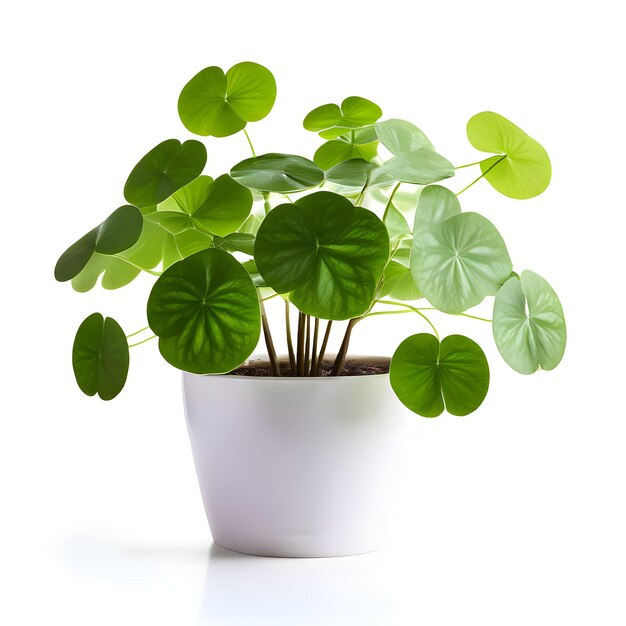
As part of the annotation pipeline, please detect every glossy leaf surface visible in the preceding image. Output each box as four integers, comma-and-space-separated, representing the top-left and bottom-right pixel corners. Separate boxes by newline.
254, 191, 389, 319
178, 62, 276, 137
466, 112, 551, 199
231, 153, 324, 192
147, 249, 260, 373
124, 139, 207, 208
390, 333, 490, 417
72, 313, 129, 400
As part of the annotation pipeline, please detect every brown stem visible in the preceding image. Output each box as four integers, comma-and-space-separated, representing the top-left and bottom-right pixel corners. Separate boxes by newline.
315, 321, 333, 376
285, 300, 296, 374
304, 315, 311, 375
309, 317, 320, 376
260, 300, 280, 376
330, 318, 359, 376
296, 312, 305, 376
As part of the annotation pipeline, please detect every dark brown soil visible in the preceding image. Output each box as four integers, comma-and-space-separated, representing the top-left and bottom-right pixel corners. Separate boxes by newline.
229, 357, 390, 377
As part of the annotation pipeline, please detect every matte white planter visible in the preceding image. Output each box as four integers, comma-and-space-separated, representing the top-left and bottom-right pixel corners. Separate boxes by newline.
182, 356, 412, 558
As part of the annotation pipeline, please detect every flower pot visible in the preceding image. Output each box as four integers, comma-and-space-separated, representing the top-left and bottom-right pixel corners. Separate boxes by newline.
182, 356, 413, 558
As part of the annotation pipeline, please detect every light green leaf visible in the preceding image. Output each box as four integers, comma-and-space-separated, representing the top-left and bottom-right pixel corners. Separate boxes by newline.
411, 185, 512, 313
55, 205, 143, 282
178, 62, 276, 137
123, 139, 207, 208
493, 270, 566, 374
147, 249, 261, 373
213, 232, 255, 255
381, 260, 422, 301
466, 112, 551, 199
254, 191, 389, 320
390, 333, 490, 417
72, 313, 129, 400
376, 119, 454, 185
314, 139, 378, 170
231, 153, 324, 192
303, 96, 382, 136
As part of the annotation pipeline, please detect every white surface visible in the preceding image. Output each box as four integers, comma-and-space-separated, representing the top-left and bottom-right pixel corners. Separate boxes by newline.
183, 364, 412, 557
1, 0, 625, 624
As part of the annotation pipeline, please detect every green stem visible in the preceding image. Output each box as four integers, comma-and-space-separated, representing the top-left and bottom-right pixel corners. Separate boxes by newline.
243, 128, 256, 158
455, 159, 484, 169
304, 315, 311, 375
354, 172, 371, 205
111, 256, 161, 276
382, 181, 402, 223
456, 155, 506, 196
128, 335, 156, 348
285, 301, 296, 373
364, 309, 413, 318
296, 312, 305, 376
376, 300, 440, 340
263, 191, 271, 216
126, 325, 150, 339
418, 307, 492, 323
315, 321, 333, 376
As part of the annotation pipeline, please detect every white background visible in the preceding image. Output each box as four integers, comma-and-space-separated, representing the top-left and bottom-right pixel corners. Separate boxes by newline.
1, 1, 625, 624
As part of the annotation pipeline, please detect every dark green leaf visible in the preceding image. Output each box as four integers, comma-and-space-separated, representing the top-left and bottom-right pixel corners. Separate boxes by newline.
147, 249, 261, 373
55, 205, 143, 282
72, 313, 129, 400
231, 153, 324, 192
123, 139, 207, 208
254, 191, 389, 320
390, 333, 490, 417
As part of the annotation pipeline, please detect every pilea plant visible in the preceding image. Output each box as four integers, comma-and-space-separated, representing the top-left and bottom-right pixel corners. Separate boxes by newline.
55, 61, 566, 416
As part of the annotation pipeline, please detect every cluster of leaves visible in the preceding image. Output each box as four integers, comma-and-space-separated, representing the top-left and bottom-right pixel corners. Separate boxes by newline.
55, 61, 565, 418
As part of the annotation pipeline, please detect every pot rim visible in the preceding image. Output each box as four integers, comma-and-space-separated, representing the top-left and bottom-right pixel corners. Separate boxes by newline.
183, 354, 391, 381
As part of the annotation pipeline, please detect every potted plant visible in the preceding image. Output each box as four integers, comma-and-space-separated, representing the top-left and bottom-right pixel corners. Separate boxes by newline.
55, 61, 566, 557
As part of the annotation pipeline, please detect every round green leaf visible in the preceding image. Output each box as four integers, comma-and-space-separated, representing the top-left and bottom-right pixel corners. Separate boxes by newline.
313, 139, 378, 170
390, 333, 490, 417
376, 119, 435, 154
303, 96, 382, 136
376, 119, 454, 185
230, 153, 324, 192
178, 62, 276, 137
149, 174, 253, 237
381, 260, 422, 301
72, 313, 129, 400
124, 139, 207, 208
411, 185, 512, 313
324, 158, 378, 187
55, 205, 143, 282
493, 270, 566, 374
254, 191, 389, 320
466, 112, 551, 199
147, 249, 260, 374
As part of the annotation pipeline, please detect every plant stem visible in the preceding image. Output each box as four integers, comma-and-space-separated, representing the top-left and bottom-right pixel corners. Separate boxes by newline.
315, 321, 333, 376
126, 325, 150, 339
309, 317, 320, 376
260, 300, 280, 376
456, 155, 506, 196
243, 128, 256, 157
376, 300, 440, 340
296, 312, 305, 376
364, 309, 413, 318
304, 315, 311, 375
111, 255, 161, 276
415, 307, 493, 323
382, 181, 402, 223
285, 300, 296, 373
330, 318, 360, 376
128, 335, 156, 348
355, 172, 371, 205
263, 191, 271, 215
455, 159, 484, 169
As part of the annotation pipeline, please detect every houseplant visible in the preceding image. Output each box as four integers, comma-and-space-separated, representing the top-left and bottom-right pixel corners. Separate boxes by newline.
55, 62, 566, 557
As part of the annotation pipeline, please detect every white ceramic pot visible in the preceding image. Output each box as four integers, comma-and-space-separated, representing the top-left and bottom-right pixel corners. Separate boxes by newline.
182, 356, 412, 558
